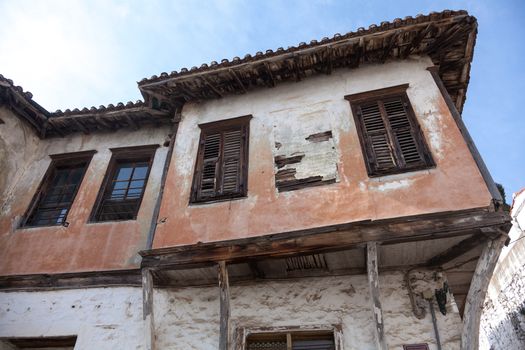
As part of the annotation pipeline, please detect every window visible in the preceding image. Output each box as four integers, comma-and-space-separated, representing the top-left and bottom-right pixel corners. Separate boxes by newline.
2, 336, 77, 349
346, 84, 434, 177
91, 145, 157, 222
22, 151, 94, 227
246, 331, 335, 350
403, 344, 429, 350
190, 115, 251, 203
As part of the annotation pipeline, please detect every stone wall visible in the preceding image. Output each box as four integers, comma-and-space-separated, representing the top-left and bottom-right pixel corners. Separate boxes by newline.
0, 271, 463, 349
480, 189, 525, 350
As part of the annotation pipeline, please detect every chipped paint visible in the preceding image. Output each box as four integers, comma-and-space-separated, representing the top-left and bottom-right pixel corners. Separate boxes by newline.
0, 107, 170, 275
154, 58, 493, 248
375, 179, 414, 192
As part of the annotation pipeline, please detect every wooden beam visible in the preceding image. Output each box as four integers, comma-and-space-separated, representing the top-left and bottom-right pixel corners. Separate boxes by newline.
140, 209, 509, 269
142, 268, 156, 350
201, 76, 223, 98
263, 62, 275, 87
228, 69, 247, 93
367, 242, 388, 350
0, 269, 141, 291
402, 24, 435, 58
218, 261, 230, 350
426, 234, 487, 267
427, 66, 503, 204
125, 114, 139, 130
461, 235, 506, 350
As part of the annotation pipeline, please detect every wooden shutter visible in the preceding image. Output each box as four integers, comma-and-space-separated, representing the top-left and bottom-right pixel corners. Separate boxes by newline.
358, 102, 397, 173
382, 97, 426, 168
350, 88, 433, 176
221, 129, 243, 194
192, 116, 250, 203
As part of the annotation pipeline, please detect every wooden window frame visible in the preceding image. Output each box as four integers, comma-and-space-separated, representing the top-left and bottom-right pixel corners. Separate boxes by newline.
190, 115, 251, 204
345, 84, 434, 177
403, 344, 430, 350
236, 325, 342, 350
90, 145, 158, 222
21, 150, 96, 228
1, 335, 77, 348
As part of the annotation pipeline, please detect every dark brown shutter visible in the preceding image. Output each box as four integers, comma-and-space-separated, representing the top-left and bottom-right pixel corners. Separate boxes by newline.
358, 102, 396, 173
382, 97, 426, 167
220, 129, 242, 194
199, 132, 221, 199
353, 91, 433, 176
192, 116, 250, 202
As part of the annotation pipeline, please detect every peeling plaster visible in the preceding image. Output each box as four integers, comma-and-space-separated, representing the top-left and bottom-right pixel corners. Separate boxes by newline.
375, 179, 414, 192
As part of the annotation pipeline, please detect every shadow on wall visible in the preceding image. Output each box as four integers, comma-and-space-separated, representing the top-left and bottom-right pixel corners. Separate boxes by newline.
482, 300, 525, 350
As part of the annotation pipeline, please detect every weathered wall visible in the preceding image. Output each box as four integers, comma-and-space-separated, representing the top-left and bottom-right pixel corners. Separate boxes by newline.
153, 56, 492, 248
0, 271, 463, 349
154, 273, 461, 350
480, 189, 525, 349
0, 287, 144, 350
0, 115, 171, 275
0, 107, 41, 209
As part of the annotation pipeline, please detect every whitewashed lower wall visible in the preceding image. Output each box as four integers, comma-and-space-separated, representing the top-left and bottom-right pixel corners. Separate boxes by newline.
0, 287, 144, 350
0, 272, 463, 349
480, 189, 525, 350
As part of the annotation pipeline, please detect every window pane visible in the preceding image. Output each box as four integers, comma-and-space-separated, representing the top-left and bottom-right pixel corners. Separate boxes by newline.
94, 154, 153, 221
116, 166, 133, 181
26, 162, 87, 227
132, 166, 149, 179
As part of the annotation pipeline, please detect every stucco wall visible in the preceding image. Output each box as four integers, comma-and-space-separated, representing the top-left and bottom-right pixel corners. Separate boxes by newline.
480, 189, 525, 349
0, 272, 463, 349
0, 115, 171, 275
154, 56, 492, 248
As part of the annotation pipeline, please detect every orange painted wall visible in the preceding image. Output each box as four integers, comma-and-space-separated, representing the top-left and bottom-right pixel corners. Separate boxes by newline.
152, 58, 493, 249
0, 113, 169, 275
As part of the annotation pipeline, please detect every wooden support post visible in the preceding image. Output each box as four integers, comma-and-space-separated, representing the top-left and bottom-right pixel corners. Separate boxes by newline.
460, 235, 506, 350
367, 242, 388, 350
218, 261, 231, 350
142, 268, 155, 350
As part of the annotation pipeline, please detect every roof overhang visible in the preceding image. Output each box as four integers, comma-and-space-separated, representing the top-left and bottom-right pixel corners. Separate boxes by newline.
138, 10, 477, 114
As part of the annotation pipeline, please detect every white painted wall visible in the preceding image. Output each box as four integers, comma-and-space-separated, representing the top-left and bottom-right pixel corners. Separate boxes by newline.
0, 272, 463, 349
480, 189, 525, 349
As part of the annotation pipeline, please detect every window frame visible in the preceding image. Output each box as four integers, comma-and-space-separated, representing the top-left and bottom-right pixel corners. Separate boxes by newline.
236, 325, 342, 350
89, 145, 158, 223
190, 115, 251, 204
21, 150, 95, 228
345, 84, 434, 177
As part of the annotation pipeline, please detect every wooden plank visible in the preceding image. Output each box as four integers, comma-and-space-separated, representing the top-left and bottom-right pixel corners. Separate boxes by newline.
427, 66, 503, 204
367, 242, 388, 350
146, 118, 180, 249
142, 268, 156, 350
460, 235, 506, 350
0, 269, 142, 291
426, 234, 487, 267
218, 261, 231, 350
140, 209, 509, 269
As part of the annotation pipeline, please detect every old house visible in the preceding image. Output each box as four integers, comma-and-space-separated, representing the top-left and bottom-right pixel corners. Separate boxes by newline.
0, 10, 511, 350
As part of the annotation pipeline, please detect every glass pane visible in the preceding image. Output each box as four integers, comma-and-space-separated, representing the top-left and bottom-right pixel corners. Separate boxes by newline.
110, 189, 126, 199
130, 180, 145, 189
116, 166, 133, 181
113, 181, 128, 190
132, 166, 149, 180
127, 189, 142, 198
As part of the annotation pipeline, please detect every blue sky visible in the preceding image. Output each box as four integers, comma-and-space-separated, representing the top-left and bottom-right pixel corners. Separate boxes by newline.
0, 0, 523, 200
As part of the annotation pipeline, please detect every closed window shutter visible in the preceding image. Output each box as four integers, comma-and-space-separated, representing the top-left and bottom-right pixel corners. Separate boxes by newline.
383, 98, 426, 167
353, 92, 432, 176
358, 102, 397, 173
221, 129, 242, 194
192, 116, 250, 202
200, 133, 221, 199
